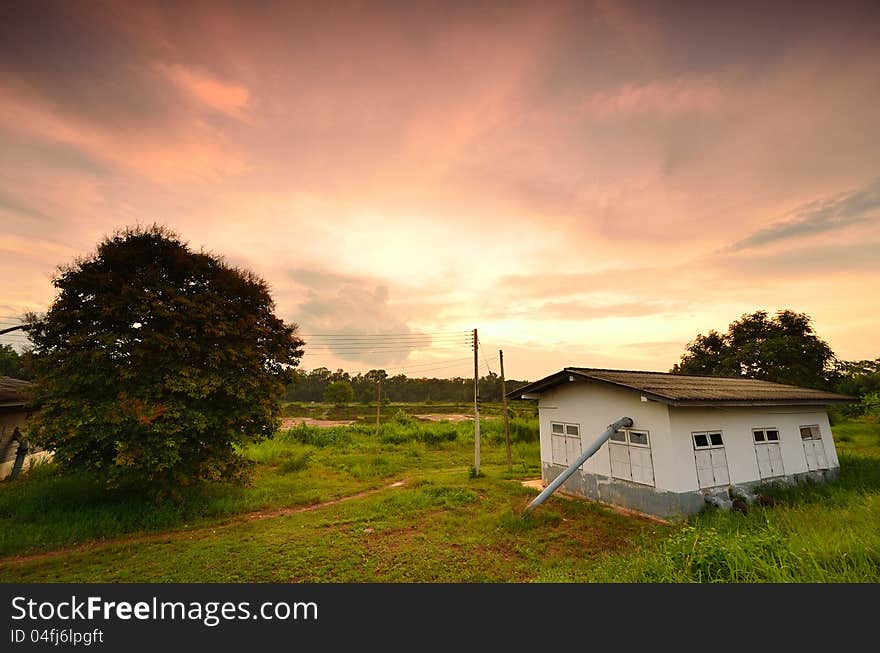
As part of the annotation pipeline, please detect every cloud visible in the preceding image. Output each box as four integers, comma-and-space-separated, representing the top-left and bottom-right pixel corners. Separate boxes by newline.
294, 279, 422, 365
159, 64, 250, 118
726, 180, 880, 252
583, 76, 723, 120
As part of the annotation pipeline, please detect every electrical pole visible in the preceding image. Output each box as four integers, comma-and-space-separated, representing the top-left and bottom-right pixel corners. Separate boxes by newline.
375, 377, 382, 437
473, 328, 480, 475
500, 349, 511, 473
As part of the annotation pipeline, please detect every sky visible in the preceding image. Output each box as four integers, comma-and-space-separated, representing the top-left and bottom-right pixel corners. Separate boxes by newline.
1, 0, 878, 381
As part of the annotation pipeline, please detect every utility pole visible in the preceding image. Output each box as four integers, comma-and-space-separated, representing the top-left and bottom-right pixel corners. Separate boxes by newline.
473, 328, 480, 475
500, 349, 511, 473
375, 377, 382, 437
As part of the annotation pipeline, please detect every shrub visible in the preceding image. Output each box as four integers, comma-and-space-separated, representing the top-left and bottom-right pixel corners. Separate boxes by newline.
282, 423, 352, 448
392, 409, 413, 426
417, 426, 458, 446
278, 448, 313, 474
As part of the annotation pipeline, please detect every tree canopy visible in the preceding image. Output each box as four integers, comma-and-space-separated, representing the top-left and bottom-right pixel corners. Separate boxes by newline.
0, 344, 33, 379
323, 380, 354, 405
26, 225, 304, 492
671, 310, 836, 389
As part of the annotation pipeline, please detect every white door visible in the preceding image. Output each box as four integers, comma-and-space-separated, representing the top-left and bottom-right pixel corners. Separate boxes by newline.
753, 428, 784, 479
767, 443, 783, 475
695, 449, 715, 488
609, 442, 631, 479
551, 435, 566, 465
565, 436, 582, 466
693, 431, 730, 489
801, 426, 828, 470
550, 423, 581, 466
629, 446, 655, 485
755, 444, 772, 478
710, 448, 729, 485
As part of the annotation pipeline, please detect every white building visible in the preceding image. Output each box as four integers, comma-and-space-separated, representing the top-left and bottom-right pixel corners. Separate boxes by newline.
508, 368, 854, 519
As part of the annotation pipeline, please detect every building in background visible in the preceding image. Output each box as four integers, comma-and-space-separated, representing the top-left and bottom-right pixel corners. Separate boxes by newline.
0, 376, 47, 479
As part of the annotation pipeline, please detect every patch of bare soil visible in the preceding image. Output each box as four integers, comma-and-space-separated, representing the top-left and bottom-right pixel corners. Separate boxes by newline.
413, 413, 474, 422
280, 417, 356, 429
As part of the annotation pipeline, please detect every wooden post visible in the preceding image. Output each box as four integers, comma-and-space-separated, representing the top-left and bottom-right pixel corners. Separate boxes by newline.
375, 377, 381, 437
473, 328, 480, 475
500, 349, 511, 473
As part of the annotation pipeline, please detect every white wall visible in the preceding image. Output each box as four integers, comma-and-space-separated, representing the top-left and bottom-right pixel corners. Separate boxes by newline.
538, 379, 676, 489
668, 405, 838, 492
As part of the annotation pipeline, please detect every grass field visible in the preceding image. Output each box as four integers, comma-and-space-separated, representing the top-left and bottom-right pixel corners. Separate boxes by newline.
0, 409, 878, 582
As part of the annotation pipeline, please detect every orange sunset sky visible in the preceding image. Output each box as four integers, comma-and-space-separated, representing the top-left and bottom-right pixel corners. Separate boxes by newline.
1, 0, 878, 381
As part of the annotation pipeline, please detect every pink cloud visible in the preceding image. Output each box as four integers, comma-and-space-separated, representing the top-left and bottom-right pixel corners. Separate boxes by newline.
583, 76, 724, 119
159, 64, 250, 118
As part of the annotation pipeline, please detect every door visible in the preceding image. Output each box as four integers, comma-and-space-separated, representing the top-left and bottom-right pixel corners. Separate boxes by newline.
801, 425, 828, 470
550, 422, 581, 466
693, 431, 730, 488
753, 428, 784, 479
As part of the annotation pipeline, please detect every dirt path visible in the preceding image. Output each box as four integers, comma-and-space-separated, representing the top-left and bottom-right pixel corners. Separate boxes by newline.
280, 417, 357, 428
1, 479, 408, 566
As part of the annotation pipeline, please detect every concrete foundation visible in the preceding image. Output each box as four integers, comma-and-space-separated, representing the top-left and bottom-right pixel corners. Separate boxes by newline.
542, 462, 841, 520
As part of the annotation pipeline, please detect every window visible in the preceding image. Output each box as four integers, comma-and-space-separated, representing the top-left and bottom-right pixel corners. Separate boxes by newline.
550, 422, 581, 466
800, 425, 828, 470
608, 428, 655, 486
753, 428, 784, 478
692, 431, 730, 488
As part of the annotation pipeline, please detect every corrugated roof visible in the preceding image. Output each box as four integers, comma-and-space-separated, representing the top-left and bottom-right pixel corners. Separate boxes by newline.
0, 376, 31, 407
508, 367, 855, 406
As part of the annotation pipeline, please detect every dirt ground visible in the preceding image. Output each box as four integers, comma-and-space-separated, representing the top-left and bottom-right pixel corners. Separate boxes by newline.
412, 413, 474, 422
280, 417, 357, 429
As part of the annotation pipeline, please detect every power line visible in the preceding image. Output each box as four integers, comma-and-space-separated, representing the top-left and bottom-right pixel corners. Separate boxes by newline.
386, 361, 474, 376
479, 336, 494, 375
303, 333, 470, 338
300, 331, 471, 338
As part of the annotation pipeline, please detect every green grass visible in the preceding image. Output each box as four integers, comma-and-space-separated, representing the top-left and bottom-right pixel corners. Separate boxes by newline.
0, 415, 878, 583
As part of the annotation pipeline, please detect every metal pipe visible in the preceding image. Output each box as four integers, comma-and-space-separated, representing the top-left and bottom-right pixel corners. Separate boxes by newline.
524, 416, 633, 515
8, 428, 29, 481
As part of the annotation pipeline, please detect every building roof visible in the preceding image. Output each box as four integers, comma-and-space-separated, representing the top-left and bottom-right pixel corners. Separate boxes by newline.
507, 367, 856, 406
0, 376, 31, 408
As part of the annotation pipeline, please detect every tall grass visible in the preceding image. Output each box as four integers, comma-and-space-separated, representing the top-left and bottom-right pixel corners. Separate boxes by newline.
578, 448, 880, 583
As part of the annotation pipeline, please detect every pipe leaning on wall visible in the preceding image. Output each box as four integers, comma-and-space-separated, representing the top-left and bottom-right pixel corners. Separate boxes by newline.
523, 416, 633, 515
8, 428, 29, 481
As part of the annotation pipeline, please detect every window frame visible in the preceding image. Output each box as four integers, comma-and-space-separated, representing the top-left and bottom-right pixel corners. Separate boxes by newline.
753, 427, 780, 443
693, 430, 725, 450
799, 425, 821, 440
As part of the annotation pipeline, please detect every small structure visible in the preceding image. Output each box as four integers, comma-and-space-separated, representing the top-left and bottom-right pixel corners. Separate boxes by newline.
508, 368, 854, 519
0, 376, 45, 479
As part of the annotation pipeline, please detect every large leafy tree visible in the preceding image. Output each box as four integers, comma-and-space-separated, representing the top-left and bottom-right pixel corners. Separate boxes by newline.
25, 226, 304, 492
323, 380, 354, 405
671, 310, 836, 389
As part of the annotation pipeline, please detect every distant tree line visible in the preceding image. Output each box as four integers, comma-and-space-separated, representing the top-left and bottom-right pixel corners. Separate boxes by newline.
285, 367, 530, 404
